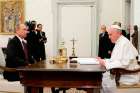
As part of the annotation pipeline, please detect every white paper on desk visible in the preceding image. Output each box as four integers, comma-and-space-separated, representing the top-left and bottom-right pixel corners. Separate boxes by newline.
72, 58, 99, 64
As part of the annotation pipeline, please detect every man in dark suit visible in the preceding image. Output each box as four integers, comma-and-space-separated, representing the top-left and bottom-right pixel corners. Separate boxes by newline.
98, 25, 114, 59
3, 24, 34, 81
26, 21, 40, 62
131, 25, 139, 51
36, 24, 47, 61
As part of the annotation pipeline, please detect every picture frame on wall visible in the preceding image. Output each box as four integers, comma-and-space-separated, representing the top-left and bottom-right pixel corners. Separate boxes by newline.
0, 0, 24, 35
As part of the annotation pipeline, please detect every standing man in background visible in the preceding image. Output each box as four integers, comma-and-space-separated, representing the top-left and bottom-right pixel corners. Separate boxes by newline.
26, 20, 40, 62
36, 24, 47, 61
98, 25, 114, 59
131, 25, 139, 51
126, 25, 131, 40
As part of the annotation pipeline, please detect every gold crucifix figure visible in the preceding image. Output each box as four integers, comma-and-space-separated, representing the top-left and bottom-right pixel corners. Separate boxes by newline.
70, 38, 77, 57
69, 37, 78, 61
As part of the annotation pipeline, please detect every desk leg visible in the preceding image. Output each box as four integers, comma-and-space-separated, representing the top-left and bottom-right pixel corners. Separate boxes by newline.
31, 87, 40, 93
24, 87, 27, 93
24, 86, 43, 93
87, 88, 100, 93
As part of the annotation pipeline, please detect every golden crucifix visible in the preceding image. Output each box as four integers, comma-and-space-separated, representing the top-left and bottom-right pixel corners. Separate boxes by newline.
70, 38, 77, 57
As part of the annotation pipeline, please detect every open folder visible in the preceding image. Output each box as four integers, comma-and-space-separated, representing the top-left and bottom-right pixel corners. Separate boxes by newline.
71, 58, 99, 64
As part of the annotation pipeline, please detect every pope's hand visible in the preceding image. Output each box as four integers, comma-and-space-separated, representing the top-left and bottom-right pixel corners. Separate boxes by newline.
96, 57, 105, 67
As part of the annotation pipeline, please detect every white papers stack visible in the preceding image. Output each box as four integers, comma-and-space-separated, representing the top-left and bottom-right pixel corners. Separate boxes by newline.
72, 58, 99, 64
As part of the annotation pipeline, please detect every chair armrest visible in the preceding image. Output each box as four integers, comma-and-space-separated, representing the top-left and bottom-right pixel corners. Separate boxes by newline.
111, 68, 140, 74
0, 65, 16, 72
110, 68, 140, 86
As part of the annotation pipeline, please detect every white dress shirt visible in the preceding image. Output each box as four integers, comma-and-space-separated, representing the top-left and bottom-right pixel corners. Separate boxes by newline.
15, 34, 27, 49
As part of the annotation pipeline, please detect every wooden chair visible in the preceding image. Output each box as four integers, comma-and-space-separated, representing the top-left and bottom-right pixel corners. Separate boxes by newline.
110, 67, 140, 86
0, 48, 24, 93
111, 57, 140, 87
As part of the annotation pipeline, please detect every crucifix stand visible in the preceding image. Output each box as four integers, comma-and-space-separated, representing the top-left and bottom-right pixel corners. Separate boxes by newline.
69, 38, 78, 60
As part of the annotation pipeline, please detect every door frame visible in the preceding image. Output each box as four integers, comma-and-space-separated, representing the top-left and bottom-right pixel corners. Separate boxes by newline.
52, 0, 99, 57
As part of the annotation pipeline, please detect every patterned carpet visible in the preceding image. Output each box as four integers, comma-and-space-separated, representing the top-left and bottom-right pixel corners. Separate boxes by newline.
44, 88, 87, 93
0, 87, 140, 93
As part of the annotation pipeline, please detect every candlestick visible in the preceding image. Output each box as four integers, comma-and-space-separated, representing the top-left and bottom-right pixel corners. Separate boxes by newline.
69, 37, 78, 60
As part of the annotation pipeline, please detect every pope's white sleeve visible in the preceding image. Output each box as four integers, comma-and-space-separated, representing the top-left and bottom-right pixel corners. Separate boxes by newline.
105, 59, 129, 70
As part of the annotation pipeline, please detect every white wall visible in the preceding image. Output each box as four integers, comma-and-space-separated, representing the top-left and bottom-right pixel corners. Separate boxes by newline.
0, 0, 125, 57
25, 0, 54, 57
99, 0, 123, 27
0, 35, 14, 48
134, 0, 140, 26
133, 0, 140, 52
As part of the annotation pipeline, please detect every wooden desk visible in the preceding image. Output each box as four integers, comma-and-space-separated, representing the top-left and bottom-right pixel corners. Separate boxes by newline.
17, 61, 106, 93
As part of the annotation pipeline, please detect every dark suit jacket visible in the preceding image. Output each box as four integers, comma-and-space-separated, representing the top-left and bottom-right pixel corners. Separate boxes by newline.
36, 31, 47, 60
3, 36, 34, 81
131, 30, 138, 50
122, 29, 127, 37
26, 30, 39, 61
98, 32, 114, 59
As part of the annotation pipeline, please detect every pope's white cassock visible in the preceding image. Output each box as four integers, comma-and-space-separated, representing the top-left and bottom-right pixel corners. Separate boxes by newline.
102, 35, 139, 93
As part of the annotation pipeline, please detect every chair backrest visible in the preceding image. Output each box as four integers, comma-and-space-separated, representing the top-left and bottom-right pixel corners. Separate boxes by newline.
0, 48, 6, 67
0, 48, 17, 72
0, 48, 23, 93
